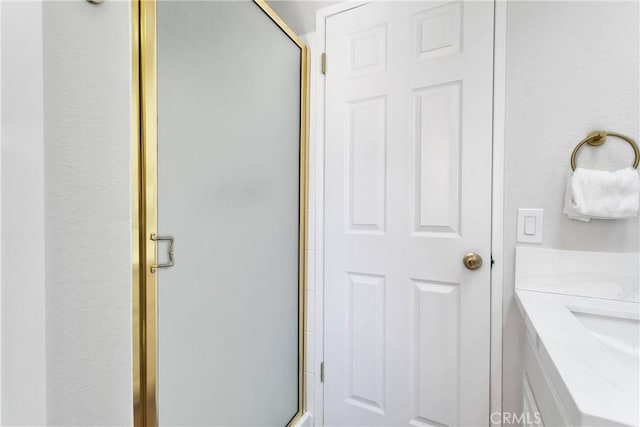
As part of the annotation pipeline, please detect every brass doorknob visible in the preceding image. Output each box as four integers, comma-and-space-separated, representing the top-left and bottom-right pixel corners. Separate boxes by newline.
463, 252, 483, 270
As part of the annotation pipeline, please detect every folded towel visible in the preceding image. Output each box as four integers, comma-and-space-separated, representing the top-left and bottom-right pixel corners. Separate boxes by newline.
564, 183, 590, 221
564, 167, 640, 221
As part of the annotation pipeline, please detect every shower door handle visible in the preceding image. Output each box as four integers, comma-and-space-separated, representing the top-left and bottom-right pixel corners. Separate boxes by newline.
150, 233, 174, 272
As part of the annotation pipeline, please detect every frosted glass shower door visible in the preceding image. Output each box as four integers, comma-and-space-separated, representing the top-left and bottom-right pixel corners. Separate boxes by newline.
155, 1, 305, 424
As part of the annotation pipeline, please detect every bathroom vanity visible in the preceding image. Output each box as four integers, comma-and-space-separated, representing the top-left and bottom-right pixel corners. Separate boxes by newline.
515, 247, 639, 426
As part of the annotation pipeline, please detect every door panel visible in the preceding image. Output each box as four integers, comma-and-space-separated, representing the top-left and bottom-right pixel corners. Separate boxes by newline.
153, 1, 305, 425
324, 2, 494, 425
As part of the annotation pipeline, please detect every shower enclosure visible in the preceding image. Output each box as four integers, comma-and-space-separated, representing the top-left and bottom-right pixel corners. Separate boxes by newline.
132, 1, 309, 424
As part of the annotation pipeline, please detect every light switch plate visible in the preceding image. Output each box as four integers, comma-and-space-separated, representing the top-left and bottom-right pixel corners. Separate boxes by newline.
517, 209, 543, 243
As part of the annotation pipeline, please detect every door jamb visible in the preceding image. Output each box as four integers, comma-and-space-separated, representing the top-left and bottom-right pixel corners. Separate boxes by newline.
313, 1, 507, 425
490, 1, 507, 425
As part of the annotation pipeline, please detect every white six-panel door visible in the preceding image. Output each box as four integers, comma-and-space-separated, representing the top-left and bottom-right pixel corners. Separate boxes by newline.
324, 1, 494, 425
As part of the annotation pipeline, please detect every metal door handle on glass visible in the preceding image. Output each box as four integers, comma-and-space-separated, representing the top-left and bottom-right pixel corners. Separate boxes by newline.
151, 233, 174, 272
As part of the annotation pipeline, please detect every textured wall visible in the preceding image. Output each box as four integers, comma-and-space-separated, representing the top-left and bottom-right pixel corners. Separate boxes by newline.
42, 0, 132, 424
502, 1, 639, 418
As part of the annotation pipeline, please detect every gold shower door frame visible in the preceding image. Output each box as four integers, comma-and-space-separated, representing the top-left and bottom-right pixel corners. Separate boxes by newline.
131, 1, 309, 425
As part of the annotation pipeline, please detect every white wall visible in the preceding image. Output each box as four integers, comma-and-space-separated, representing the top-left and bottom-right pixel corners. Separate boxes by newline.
2, 1, 133, 423
502, 0, 639, 418
267, 1, 340, 34
41, 0, 132, 425
1, 1, 47, 424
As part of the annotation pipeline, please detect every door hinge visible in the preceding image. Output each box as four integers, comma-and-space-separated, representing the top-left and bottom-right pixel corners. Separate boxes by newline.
491, 255, 495, 268
321, 53, 327, 75
320, 361, 325, 382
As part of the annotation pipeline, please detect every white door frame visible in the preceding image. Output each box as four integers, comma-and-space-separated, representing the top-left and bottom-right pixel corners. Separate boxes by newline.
311, 2, 507, 425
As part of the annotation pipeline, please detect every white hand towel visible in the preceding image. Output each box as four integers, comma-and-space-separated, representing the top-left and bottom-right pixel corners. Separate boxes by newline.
564, 167, 640, 221
563, 182, 591, 221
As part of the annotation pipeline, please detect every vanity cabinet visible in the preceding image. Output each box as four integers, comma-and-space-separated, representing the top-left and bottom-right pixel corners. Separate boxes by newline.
522, 374, 543, 427
523, 332, 571, 427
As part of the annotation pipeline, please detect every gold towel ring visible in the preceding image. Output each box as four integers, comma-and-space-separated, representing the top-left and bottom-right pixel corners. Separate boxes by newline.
570, 130, 640, 171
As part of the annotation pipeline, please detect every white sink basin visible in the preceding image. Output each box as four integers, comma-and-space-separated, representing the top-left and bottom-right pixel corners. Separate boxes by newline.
572, 311, 640, 371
